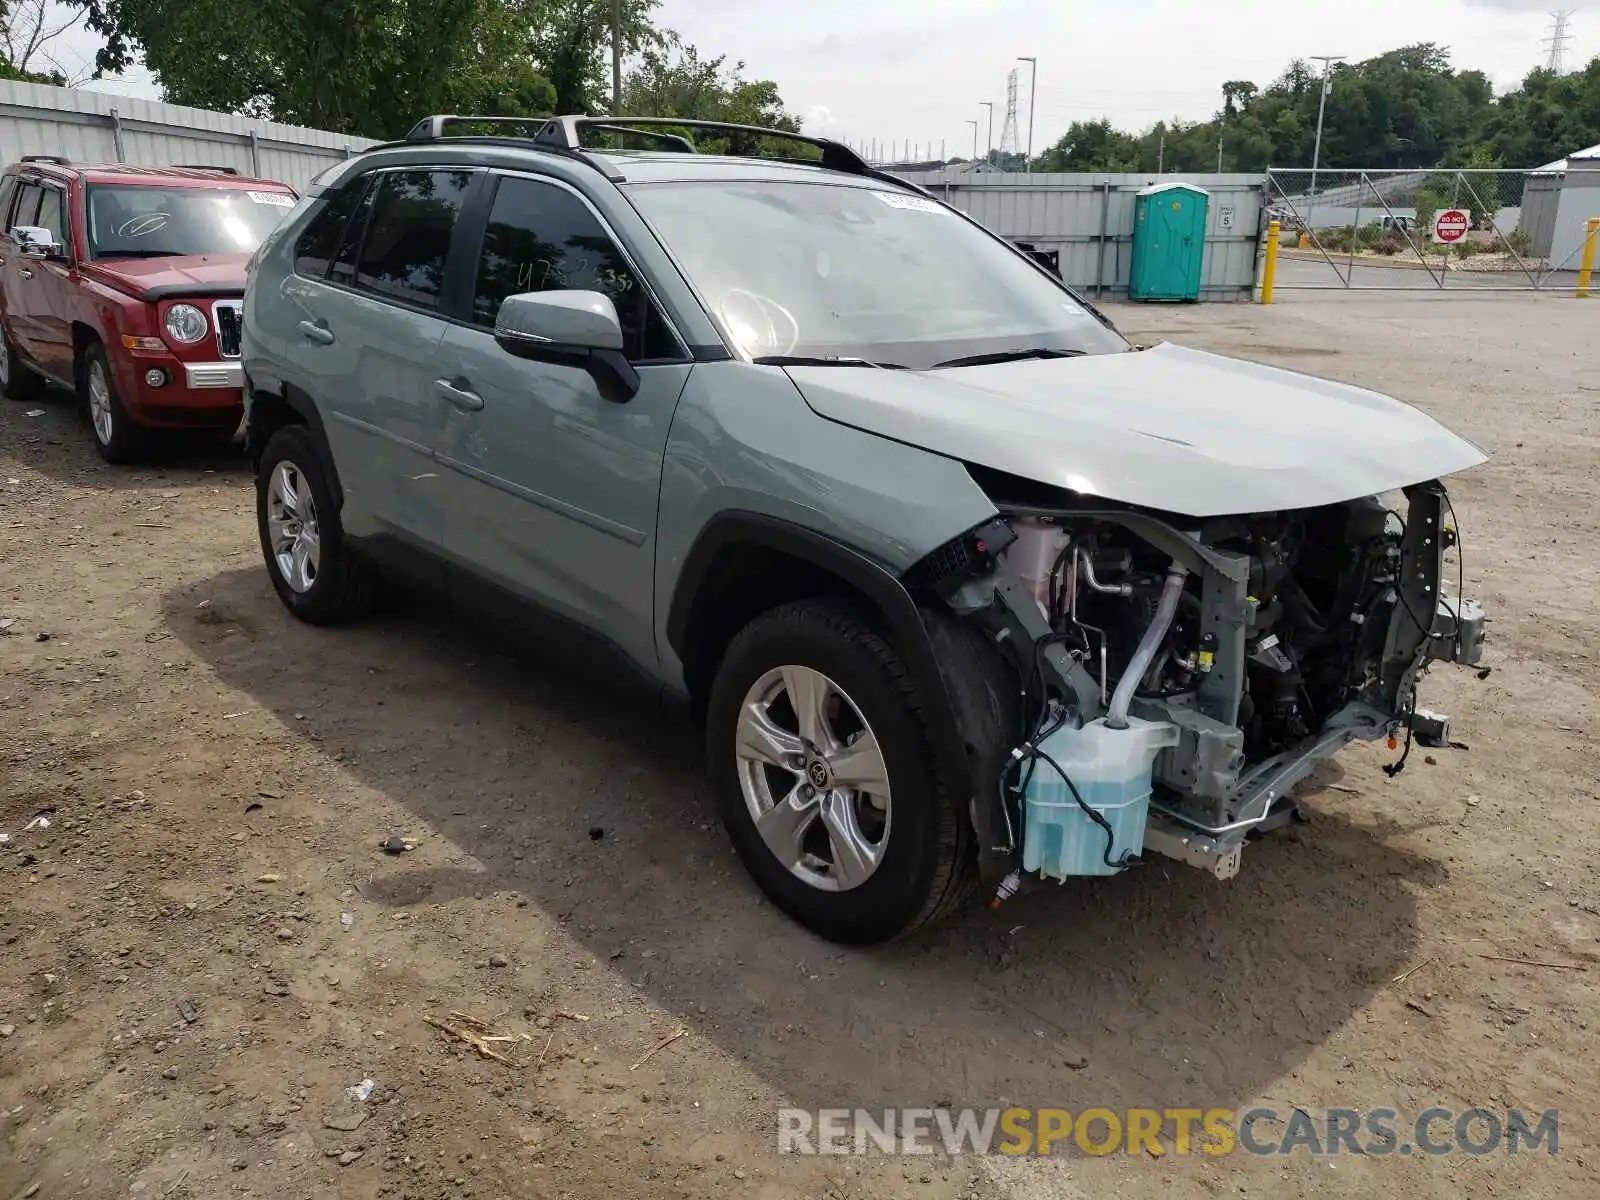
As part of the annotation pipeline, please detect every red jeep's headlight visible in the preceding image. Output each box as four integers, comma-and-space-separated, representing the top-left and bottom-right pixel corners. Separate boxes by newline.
165, 303, 208, 344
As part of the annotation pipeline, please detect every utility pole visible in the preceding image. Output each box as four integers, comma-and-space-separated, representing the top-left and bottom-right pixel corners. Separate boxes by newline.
1157, 131, 1165, 174
979, 101, 994, 165
1017, 56, 1038, 171
1217, 135, 1223, 172
966, 119, 978, 160
1308, 54, 1345, 207
611, 0, 623, 112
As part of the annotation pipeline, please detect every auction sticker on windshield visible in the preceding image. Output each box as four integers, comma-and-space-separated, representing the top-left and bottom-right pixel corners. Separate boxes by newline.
872, 192, 945, 214
248, 191, 296, 208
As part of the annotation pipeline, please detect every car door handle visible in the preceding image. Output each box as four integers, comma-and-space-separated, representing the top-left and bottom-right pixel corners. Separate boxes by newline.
434, 378, 484, 411
297, 319, 334, 345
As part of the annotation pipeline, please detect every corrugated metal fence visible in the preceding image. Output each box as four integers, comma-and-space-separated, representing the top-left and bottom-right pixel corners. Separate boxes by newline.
0, 80, 376, 191
893, 169, 1266, 300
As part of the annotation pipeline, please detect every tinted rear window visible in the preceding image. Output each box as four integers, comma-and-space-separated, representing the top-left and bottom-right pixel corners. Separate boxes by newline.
353, 170, 474, 309
294, 176, 370, 278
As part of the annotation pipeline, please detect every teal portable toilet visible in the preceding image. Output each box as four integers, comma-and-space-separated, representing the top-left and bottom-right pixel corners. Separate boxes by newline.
1129, 182, 1209, 301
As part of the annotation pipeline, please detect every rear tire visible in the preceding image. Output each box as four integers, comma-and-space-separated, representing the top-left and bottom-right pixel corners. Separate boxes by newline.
81, 341, 146, 464
707, 600, 976, 944
0, 325, 44, 401
256, 423, 374, 625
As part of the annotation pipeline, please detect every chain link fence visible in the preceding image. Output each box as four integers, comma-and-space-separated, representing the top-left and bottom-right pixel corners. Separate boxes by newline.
1264, 168, 1588, 291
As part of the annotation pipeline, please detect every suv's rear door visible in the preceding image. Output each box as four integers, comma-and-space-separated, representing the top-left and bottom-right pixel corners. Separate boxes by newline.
429, 171, 693, 668
2, 182, 45, 365
280, 166, 480, 554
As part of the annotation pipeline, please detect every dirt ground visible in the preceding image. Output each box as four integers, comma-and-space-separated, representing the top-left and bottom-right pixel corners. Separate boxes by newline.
2, 292, 1597, 1200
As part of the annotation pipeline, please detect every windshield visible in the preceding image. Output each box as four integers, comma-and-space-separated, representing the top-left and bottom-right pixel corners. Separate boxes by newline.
625, 180, 1127, 368
86, 185, 295, 259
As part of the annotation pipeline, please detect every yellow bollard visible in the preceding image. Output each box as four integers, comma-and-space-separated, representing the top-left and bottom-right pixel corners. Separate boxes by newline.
1261, 220, 1280, 305
1577, 217, 1600, 299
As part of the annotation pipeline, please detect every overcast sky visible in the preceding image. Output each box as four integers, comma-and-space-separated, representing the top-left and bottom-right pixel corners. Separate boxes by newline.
49, 0, 1600, 159
653, 0, 1597, 158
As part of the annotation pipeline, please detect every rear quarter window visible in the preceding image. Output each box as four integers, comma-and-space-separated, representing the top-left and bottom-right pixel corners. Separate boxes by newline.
294, 176, 371, 279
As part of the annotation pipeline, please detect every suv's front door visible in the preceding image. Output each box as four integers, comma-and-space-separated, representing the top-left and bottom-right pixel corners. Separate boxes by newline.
430, 172, 693, 669
26, 181, 75, 379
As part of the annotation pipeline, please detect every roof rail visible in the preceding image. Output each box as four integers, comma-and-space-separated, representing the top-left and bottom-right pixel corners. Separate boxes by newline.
405, 115, 554, 141
578, 122, 697, 154
172, 164, 239, 175
533, 116, 872, 175
20, 154, 70, 166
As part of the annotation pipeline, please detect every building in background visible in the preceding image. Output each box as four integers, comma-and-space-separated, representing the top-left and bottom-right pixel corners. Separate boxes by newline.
1520, 142, 1600, 271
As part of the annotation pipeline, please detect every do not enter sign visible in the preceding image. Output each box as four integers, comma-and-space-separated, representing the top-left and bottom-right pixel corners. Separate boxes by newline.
1432, 209, 1471, 243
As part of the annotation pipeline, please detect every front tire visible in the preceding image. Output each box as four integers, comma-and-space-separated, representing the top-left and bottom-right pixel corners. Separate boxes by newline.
256, 424, 373, 624
707, 600, 976, 944
81, 341, 146, 464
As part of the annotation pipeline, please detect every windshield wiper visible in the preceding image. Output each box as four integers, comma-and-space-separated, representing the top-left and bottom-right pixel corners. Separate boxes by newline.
94, 249, 188, 258
753, 354, 907, 369
928, 347, 1084, 370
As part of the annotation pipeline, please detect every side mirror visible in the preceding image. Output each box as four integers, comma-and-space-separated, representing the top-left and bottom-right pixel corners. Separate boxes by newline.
493, 290, 640, 403
10, 225, 63, 260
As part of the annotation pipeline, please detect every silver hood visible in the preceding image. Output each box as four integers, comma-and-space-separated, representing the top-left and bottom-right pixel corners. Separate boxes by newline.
786, 342, 1486, 517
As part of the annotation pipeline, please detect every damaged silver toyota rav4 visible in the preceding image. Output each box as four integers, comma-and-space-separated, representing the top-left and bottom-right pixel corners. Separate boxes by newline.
243, 115, 1489, 944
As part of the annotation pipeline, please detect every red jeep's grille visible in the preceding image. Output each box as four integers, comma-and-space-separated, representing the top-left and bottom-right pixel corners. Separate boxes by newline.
213, 300, 243, 359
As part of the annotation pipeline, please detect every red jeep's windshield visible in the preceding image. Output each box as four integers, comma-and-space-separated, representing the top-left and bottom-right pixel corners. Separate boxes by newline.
86, 185, 295, 259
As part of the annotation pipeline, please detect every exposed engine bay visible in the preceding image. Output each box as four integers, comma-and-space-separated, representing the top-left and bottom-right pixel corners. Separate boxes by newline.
920, 480, 1488, 885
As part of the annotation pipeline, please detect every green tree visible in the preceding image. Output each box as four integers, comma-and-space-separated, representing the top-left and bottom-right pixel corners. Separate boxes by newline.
620, 33, 797, 130
1034, 119, 1141, 172
71, 0, 563, 136
1467, 60, 1600, 168
2, 0, 84, 84
529, 0, 661, 113
1025, 43, 1596, 176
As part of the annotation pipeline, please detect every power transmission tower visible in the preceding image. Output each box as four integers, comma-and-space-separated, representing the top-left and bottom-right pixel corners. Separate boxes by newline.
1544, 10, 1575, 74
997, 69, 1020, 157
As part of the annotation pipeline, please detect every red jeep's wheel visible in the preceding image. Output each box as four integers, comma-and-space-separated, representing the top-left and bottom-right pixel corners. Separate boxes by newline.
0, 325, 44, 401
81, 339, 147, 464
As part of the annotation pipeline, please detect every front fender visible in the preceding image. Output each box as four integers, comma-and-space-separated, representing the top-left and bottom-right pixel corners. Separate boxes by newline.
653, 360, 996, 683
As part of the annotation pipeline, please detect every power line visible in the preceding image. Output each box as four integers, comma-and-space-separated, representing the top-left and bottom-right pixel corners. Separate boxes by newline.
1544, 10, 1575, 74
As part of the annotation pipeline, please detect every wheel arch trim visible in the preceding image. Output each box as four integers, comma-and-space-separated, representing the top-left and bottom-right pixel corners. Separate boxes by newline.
666, 510, 977, 818
245, 373, 343, 504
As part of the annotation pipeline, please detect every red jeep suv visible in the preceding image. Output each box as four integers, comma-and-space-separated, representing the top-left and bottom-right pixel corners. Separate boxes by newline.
0, 156, 297, 462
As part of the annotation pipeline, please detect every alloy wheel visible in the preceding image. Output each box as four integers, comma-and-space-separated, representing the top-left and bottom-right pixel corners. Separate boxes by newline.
734, 664, 893, 892
87, 359, 114, 446
265, 460, 321, 594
